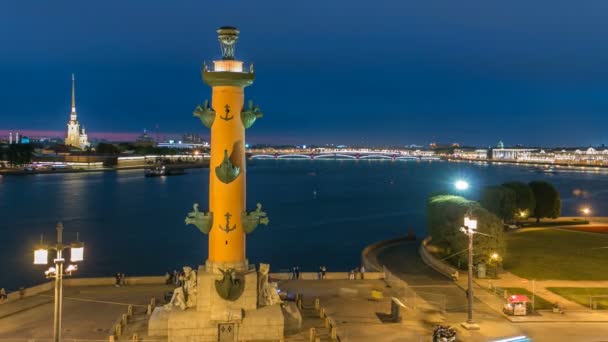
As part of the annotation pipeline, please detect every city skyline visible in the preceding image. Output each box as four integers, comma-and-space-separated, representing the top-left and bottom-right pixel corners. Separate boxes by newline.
2, 1, 608, 147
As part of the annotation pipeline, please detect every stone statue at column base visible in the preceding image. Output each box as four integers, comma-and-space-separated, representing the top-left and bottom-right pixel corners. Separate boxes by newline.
165, 266, 197, 311
258, 263, 281, 306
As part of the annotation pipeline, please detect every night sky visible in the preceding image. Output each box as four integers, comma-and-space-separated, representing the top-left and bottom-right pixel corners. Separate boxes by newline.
1, 1, 608, 147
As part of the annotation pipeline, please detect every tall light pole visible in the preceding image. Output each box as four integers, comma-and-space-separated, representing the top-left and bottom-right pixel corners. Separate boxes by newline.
460, 214, 480, 330
34, 222, 84, 342
581, 207, 591, 222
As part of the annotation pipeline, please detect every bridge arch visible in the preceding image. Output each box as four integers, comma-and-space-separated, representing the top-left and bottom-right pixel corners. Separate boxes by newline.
314, 153, 357, 160
251, 154, 275, 159
277, 154, 312, 159
359, 155, 393, 160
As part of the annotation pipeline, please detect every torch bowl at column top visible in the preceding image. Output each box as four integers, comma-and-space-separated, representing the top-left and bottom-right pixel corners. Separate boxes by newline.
217, 26, 239, 39
218, 26, 239, 32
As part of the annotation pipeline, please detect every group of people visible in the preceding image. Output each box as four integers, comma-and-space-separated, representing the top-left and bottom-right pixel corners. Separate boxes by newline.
165, 269, 186, 286
318, 266, 327, 279
290, 266, 301, 280
349, 265, 366, 280
289, 265, 366, 280
114, 273, 127, 287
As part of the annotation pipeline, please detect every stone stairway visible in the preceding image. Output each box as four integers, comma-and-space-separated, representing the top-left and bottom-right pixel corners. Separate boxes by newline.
286, 304, 332, 342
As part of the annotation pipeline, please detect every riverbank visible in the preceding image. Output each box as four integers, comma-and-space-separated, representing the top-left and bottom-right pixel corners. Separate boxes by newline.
0, 161, 209, 176
447, 156, 608, 171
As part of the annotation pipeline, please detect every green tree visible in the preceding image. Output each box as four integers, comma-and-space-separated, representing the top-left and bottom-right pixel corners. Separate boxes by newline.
502, 181, 536, 218
480, 186, 517, 222
529, 181, 561, 222
6, 144, 34, 166
427, 195, 506, 266
96, 143, 120, 155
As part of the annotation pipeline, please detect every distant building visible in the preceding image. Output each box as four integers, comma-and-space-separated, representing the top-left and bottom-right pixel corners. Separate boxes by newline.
492, 148, 535, 160
157, 141, 209, 149
135, 129, 156, 147
454, 149, 488, 160
64, 74, 90, 149
492, 147, 608, 165
182, 133, 207, 144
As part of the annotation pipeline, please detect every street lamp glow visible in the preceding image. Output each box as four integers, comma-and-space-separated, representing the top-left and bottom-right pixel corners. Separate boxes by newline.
455, 180, 469, 191
34, 249, 48, 265
65, 264, 78, 274
45, 267, 57, 277
491, 253, 499, 260
70, 245, 84, 262
464, 216, 478, 230
582, 207, 591, 215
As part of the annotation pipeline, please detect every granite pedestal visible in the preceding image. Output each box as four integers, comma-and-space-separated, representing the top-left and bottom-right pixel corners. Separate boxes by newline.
149, 263, 284, 341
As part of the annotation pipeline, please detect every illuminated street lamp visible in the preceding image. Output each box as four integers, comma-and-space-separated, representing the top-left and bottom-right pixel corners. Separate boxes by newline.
581, 207, 591, 222
490, 252, 501, 278
460, 214, 479, 330
455, 180, 469, 191
34, 222, 84, 342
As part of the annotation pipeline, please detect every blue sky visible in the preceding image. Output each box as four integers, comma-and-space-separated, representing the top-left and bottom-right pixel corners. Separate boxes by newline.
1, 0, 608, 146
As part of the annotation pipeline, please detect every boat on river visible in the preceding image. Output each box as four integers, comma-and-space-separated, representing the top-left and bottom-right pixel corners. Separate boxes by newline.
145, 164, 186, 177
534, 166, 557, 174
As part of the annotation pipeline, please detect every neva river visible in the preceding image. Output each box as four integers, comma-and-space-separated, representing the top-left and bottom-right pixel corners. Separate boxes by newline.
2, 160, 608, 290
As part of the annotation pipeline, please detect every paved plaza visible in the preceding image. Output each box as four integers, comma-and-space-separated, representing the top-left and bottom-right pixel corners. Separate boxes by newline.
0, 284, 173, 340
4, 239, 608, 341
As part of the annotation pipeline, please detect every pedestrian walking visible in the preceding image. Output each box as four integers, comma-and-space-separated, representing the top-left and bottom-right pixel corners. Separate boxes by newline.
114, 273, 121, 287
120, 273, 127, 286
295, 266, 300, 280
321, 266, 327, 279
0, 288, 7, 302
291, 266, 296, 280
360, 265, 366, 280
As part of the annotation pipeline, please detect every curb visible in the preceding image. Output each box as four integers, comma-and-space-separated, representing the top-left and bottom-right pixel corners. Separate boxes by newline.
0, 297, 54, 320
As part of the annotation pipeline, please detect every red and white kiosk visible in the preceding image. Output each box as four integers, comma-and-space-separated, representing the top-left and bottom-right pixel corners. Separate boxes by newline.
503, 294, 530, 316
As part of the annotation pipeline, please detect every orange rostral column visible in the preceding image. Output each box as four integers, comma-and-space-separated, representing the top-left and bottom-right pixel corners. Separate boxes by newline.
186, 27, 268, 271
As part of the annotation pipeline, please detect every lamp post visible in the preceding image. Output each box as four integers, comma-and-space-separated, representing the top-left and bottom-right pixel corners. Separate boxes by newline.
490, 252, 501, 278
34, 222, 84, 342
581, 207, 591, 222
460, 214, 480, 330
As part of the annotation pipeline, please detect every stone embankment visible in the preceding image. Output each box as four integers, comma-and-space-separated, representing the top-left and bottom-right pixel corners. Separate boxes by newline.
361, 234, 417, 272
419, 236, 459, 280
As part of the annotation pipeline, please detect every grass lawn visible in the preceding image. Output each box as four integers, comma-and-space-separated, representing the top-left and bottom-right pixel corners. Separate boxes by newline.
500, 287, 554, 310
562, 226, 608, 234
504, 228, 608, 280
547, 287, 608, 309
522, 218, 588, 228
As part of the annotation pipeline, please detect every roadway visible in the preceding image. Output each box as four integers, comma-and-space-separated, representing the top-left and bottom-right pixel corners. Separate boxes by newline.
374, 239, 608, 341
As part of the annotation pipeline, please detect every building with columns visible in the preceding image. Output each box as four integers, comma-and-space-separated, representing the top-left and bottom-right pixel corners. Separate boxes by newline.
64, 74, 90, 149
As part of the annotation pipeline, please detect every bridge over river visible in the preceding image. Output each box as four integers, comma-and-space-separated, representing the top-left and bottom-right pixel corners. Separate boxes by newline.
249, 151, 441, 161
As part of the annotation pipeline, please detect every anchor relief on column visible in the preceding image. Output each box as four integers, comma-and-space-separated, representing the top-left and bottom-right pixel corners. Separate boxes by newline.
193, 100, 216, 128
185, 203, 213, 234
242, 203, 269, 234
215, 149, 241, 184
241, 100, 263, 129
